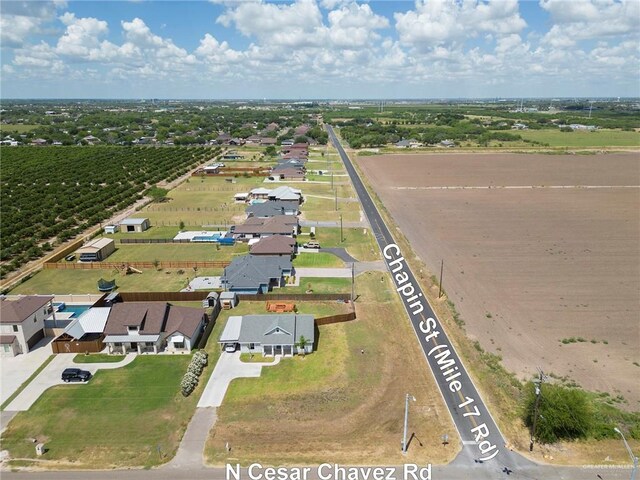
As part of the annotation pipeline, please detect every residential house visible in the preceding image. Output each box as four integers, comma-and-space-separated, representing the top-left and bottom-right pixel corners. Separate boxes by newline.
270, 167, 305, 180
0, 295, 54, 356
281, 151, 308, 160
233, 215, 299, 240
219, 314, 314, 356
246, 135, 263, 144
281, 139, 295, 146
103, 302, 206, 354
220, 256, 294, 294
268, 186, 303, 203
264, 122, 279, 132
440, 140, 455, 148
260, 137, 277, 146
245, 201, 299, 218
395, 139, 422, 148
249, 236, 296, 258
30, 138, 48, 146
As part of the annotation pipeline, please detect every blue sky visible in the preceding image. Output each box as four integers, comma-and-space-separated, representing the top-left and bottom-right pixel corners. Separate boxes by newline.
1, 0, 639, 99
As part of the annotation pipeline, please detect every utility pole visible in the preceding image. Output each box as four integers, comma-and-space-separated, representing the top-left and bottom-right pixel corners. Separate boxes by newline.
530, 368, 546, 451
334, 188, 338, 211
351, 262, 355, 302
438, 259, 444, 298
402, 393, 416, 454
614, 427, 638, 480
340, 214, 343, 242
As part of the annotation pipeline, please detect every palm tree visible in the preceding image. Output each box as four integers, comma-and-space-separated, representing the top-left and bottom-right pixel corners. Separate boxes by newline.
297, 335, 308, 357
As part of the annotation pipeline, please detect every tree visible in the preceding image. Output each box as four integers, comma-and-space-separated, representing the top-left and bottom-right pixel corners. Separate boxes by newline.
147, 186, 169, 202
264, 145, 277, 157
297, 335, 308, 356
179, 220, 185, 230
523, 382, 593, 444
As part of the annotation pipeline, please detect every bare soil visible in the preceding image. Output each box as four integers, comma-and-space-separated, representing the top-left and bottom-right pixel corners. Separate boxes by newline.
357, 152, 640, 408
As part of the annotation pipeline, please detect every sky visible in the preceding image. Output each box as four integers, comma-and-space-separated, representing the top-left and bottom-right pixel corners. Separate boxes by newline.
1, 0, 639, 99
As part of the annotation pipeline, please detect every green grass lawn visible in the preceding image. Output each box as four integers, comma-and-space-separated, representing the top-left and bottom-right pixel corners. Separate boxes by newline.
292, 252, 344, 268
518, 129, 640, 147
73, 354, 126, 363
9, 267, 223, 295
1, 356, 200, 468
0, 124, 40, 133
105, 243, 248, 263
316, 227, 380, 261
300, 195, 360, 222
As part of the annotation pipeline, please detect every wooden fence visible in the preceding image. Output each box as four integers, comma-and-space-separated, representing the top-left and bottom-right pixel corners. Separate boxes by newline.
43, 260, 229, 270
46, 238, 87, 263
237, 293, 352, 301
316, 311, 357, 326
196, 302, 222, 350
117, 291, 212, 302
120, 238, 192, 244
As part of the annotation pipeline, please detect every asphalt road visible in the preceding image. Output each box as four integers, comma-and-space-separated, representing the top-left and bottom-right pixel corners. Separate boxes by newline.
326, 126, 529, 473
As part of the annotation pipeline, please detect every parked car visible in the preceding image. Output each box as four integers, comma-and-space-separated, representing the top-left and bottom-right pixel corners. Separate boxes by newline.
224, 343, 237, 353
61, 368, 91, 382
303, 241, 320, 249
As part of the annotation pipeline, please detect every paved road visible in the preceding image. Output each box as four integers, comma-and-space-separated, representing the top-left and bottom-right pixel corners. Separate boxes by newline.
326, 126, 529, 472
1, 464, 634, 479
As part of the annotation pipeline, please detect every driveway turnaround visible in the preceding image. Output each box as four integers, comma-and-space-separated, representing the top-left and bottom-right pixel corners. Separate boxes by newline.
4, 353, 136, 412
0, 338, 53, 405
197, 351, 280, 408
319, 247, 358, 263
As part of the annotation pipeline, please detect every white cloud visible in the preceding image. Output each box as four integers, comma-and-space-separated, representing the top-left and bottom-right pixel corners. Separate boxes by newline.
540, 0, 640, 46
1, 1, 67, 48
394, 0, 526, 49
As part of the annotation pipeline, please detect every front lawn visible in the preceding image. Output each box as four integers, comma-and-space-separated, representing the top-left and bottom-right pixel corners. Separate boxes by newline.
285, 277, 351, 294
73, 354, 126, 363
292, 252, 344, 268
316, 227, 381, 261
1, 356, 200, 469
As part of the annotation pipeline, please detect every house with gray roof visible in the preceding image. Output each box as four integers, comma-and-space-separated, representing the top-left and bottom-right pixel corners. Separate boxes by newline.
220, 255, 293, 294
0, 295, 54, 356
245, 201, 299, 218
219, 314, 314, 356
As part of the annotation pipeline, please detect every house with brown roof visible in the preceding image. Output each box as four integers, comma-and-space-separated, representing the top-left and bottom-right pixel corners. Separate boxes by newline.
103, 302, 206, 354
0, 295, 54, 356
233, 215, 299, 241
250, 236, 296, 258
269, 167, 305, 180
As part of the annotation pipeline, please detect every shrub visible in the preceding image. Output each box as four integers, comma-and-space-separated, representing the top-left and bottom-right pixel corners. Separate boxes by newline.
180, 350, 209, 397
523, 382, 593, 443
180, 371, 199, 397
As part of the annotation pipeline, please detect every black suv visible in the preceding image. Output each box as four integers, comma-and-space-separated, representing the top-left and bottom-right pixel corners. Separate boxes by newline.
61, 368, 92, 382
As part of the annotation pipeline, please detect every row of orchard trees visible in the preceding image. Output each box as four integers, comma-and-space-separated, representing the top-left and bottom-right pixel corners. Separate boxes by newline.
0, 145, 220, 278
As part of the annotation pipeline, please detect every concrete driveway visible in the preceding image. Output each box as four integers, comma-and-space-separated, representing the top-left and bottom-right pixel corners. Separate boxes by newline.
3, 353, 136, 412
197, 352, 280, 408
0, 338, 53, 405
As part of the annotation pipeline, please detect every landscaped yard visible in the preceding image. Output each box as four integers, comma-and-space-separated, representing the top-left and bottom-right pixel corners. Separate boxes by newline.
73, 354, 126, 363
1, 356, 200, 468
105, 243, 248, 263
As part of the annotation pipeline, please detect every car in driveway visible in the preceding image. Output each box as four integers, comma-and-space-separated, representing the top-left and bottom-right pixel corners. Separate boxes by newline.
224, 343, 237, 353
61, 368, 91, 382
303, 241, 320, 249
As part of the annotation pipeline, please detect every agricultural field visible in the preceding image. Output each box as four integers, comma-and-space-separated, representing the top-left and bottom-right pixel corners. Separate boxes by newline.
356, 152, 640, 408
518, 129, 640, 147
0, 145, 221, 277
206, 272, 457, 465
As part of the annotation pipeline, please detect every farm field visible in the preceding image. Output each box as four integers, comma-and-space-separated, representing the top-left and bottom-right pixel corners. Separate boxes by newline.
356, 152, 640, 408
206, 272, 457, 465
518, 129, 640, 147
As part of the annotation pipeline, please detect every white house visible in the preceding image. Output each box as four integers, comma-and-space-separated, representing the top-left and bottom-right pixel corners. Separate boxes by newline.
0, 296, 54, 356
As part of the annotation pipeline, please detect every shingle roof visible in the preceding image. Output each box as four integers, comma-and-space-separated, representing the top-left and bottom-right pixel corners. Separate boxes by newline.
164, 305, 205, 338
250, 236, 296, 255
221, 256, 292, 290
234, 215, 298, 235
0, 296, 53, 324
245, 201, 298, 218
237, 314, 314, 346
104, 302, 204, 339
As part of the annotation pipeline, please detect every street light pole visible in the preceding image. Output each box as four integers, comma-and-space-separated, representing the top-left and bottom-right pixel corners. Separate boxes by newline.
402, 393, 416, 454
615, 427, 638, 480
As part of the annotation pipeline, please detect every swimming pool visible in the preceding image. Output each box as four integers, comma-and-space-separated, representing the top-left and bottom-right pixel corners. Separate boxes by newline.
54, 303, 92, 317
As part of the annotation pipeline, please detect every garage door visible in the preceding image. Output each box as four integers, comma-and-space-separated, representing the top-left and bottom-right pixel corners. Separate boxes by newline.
27, 329, 45, 350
